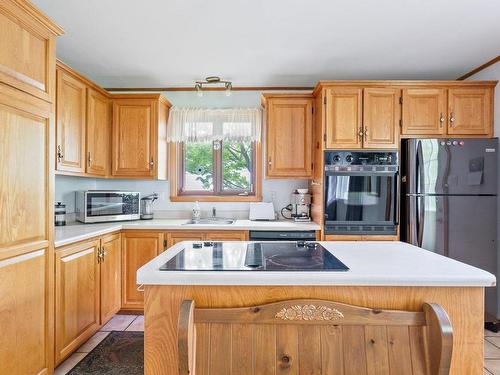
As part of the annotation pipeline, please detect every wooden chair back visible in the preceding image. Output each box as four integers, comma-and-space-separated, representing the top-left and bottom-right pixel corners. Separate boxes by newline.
178, 298, 453, 375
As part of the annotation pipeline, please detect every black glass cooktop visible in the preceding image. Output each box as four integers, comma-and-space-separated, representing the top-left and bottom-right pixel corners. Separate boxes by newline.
159, 242, 349, 271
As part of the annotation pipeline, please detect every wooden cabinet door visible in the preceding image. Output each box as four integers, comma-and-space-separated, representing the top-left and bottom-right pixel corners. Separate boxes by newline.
122, 231, 163, 309
0, 249, 50, 375
363, 88, 400, 149
56, 68, 86, 173
112, 98, 156, 178
401, 88, 446, 135
448, 88, 492, 135
205, 231, 248, 241
86, 88, 110, 176
166, 231, 205, 248
0, 3, 60, 102
266, 97, 313, 178
55, 239, 100, 364
325, 88, 362, 149
0, 86, 53, 374
100, 233, 121, 324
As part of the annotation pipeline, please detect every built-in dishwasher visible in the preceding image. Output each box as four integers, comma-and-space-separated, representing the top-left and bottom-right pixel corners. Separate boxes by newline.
249, 230, 317, 241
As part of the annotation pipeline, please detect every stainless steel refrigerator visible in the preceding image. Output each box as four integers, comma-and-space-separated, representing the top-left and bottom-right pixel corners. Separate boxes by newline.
401, 138, 498, 320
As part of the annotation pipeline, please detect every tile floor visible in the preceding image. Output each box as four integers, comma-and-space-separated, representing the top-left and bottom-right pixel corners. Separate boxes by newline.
54, 314, 144, 375
485, 329, 500, 375
55, 316, 500, 375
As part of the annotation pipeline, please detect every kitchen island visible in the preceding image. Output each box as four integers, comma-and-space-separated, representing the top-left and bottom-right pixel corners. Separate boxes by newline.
138, 241, 495, 375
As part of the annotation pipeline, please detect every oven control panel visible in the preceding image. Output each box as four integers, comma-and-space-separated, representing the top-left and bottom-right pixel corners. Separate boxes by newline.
325, 151, 398, 167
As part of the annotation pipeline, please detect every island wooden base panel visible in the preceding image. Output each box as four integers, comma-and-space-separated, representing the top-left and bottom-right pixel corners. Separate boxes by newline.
144, 285, 484, 375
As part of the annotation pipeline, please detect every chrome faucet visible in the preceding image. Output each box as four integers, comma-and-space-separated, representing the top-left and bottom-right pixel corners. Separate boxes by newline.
212, 207, 216, 219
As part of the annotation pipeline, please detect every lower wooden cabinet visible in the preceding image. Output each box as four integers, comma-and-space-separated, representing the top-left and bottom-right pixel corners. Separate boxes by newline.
324, 234, 398, 241
121, 231, 164, 310
165, 231, 205, 247
166, 230, 248, 247
55, 239, 101, 364
55, 233, 122, 364
205, 230, 249, 241
100, 233, 122, 323
0, 248, 51, 375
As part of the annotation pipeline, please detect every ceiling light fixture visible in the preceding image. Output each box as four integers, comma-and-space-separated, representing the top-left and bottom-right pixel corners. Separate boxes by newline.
194, 76, 232, 97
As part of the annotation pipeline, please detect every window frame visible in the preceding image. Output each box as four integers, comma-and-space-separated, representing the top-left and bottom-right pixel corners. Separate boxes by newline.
169, 141, 262, 202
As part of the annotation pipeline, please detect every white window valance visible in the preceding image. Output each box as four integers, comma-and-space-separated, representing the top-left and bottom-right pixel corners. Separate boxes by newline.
167, 107, 262, 143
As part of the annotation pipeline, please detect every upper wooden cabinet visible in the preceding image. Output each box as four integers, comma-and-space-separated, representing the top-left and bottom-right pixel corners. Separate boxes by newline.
86, 88, 111, 176
363, 88, 400, 148
400, 86, 493, 137
325, 88, 363, 149
317, 82, 496, 145
448, 88, 492, 135
55, 61, 111, 177
325, 87, 399, 149
56, 68, 87, 173
263, 94, 313, 178
402, 88, 447, 135
112, 94, 170, 179
0, 0, 63, 102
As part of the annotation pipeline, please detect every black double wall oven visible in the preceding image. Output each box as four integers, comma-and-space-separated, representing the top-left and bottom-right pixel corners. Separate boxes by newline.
324, 151, 399, 236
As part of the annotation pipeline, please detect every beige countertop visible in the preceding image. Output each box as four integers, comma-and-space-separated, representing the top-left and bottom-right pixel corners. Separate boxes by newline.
54, 219, 321, 247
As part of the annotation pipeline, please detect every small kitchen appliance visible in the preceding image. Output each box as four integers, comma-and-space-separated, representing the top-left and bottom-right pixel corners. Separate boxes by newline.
76, 190, 140, 223
249, 202, 275, 221
54, 202, 66, 226
159, 242, 349, 271
141, 193, 158, 220
281, 190, 312, 222
324, 150, 399, 235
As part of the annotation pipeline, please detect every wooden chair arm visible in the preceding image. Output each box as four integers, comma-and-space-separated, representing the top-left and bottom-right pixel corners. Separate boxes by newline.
423, 302, 453, 375
178, 300, 196, 375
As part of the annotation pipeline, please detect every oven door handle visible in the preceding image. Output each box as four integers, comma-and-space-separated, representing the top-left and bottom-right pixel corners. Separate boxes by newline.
324, 171, 398, 176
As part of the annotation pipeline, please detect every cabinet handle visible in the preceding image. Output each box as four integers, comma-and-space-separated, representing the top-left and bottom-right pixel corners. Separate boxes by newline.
364, 127, 368, 141
450, 112, 455, 126
57, 145, 64, 162
358, 127, 363, 141
439, 113, 445, 127
268, 157, 272, 166
97, 247, 102, 263
87, 152, 92, 167
149, 158, 154, 169
311, 181, 321, 186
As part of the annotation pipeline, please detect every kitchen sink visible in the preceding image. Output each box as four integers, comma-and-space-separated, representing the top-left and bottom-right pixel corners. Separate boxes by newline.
183, 218, 235, 225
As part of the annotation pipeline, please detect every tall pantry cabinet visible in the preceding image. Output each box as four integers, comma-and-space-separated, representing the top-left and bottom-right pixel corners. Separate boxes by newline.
0, 1, 62, 374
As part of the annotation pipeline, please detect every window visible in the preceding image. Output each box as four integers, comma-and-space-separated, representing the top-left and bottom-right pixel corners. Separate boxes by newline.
180, 140, 256, 196
167, 107, 262, 201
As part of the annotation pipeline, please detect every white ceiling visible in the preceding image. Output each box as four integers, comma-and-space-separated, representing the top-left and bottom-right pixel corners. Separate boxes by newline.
32, 0, 500, 88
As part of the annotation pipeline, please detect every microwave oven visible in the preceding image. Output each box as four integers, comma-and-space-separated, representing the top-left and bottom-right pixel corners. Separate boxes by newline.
76, 191, 140, 223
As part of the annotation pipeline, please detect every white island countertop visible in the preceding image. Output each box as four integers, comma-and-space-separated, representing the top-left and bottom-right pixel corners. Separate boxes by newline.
137, 241, 496, 287
54, 219, 321, 247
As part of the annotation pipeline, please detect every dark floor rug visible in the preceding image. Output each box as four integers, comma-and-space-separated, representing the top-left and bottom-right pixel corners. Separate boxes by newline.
68, 331, 144, 375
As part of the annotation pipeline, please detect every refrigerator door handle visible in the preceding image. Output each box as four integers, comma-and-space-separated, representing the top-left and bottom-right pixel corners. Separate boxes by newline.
416, 140, 425, 195
417, 195, 425, 247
